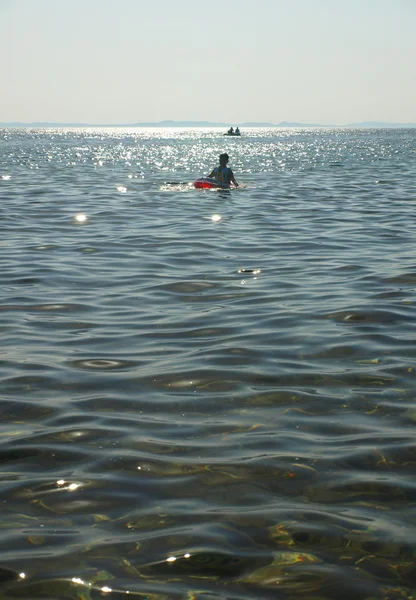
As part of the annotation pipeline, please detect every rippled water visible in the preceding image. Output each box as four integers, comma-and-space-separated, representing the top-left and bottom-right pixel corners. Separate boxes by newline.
1, 127, 415, 599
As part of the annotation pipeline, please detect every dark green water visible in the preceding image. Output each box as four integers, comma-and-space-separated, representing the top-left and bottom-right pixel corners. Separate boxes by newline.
0, 127, 415, 599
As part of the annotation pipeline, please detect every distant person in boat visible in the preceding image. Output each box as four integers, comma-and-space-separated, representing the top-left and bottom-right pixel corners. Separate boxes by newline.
235, 127, 240, 135
227, 127, 234, 135
208, 153, 239, 188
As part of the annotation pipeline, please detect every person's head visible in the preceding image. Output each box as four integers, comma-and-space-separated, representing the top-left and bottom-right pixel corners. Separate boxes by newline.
219, 153, 229, 166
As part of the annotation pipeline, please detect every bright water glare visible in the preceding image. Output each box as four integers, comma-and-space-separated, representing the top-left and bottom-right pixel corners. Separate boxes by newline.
0, 126, 416, 600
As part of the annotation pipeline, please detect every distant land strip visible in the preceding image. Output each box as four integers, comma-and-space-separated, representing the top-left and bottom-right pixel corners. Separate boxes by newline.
1, 120, 415, 128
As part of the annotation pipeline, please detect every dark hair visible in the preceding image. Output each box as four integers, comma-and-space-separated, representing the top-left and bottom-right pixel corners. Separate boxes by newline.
219, 153, 229, 162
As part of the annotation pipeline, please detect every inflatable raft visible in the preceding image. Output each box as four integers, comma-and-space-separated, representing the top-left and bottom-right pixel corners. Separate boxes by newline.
194, 177, 224, 189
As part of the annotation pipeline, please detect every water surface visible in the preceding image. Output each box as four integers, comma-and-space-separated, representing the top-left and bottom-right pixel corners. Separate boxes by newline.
1, 127, 415, 599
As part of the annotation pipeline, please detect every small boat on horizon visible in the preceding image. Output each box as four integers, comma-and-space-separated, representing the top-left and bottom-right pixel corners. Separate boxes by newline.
224, 127, 241, 136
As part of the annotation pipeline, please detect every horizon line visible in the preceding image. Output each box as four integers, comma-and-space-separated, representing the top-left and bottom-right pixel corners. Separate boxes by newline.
1, 120, 416, 129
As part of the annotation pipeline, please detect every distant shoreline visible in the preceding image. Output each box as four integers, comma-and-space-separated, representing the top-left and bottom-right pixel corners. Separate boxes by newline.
1, 120, 415, 129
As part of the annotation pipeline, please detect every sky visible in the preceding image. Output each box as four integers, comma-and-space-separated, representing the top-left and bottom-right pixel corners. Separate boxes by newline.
1, 0, 415, 125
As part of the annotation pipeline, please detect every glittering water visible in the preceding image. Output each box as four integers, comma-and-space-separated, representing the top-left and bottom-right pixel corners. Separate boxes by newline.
1, 127, 415, 600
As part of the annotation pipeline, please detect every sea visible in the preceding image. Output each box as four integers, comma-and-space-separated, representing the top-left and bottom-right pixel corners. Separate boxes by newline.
0, 126, 415, 600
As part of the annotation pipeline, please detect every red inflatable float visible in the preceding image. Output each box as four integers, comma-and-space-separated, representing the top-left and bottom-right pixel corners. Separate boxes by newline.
193, 177, 227, 189
193, 177, 222, 189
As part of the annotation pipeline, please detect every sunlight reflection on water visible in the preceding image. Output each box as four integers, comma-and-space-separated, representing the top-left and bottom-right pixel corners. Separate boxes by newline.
0, 127, 416, 600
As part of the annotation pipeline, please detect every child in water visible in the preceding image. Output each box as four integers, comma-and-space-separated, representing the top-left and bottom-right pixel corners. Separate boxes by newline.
208, 153, 239, 188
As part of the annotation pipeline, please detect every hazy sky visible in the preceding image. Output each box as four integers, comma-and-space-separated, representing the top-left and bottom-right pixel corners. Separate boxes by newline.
2, 0, 415, 124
